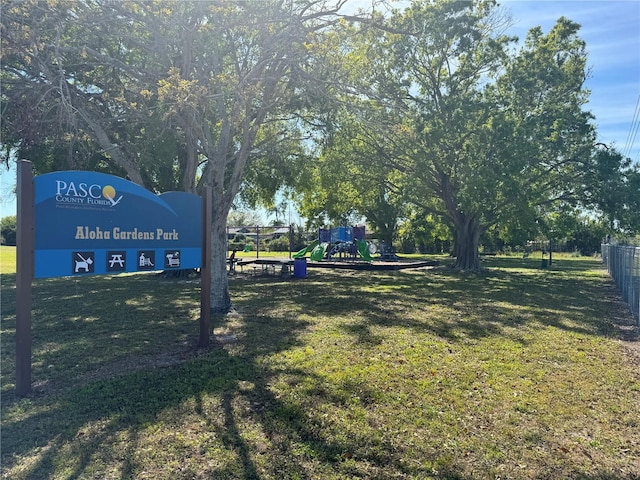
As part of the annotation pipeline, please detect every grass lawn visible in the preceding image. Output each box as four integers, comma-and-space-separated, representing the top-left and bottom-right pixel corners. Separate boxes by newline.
0, 246, 16, 275
1, 252, 639, 479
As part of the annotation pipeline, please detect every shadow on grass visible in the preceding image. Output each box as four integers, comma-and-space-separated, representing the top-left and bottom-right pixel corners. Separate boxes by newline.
253, 258, 623, 347
1, 273, 205, 393
1, 310, 414, 478
2, 312, 304, 478
1, 257, 637, 479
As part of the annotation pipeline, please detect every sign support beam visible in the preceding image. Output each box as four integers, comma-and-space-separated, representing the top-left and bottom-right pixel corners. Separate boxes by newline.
199, 187, 212, 347
16, 160, 34, 396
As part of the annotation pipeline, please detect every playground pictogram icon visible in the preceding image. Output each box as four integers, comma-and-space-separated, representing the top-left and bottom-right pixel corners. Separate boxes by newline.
137, 250, 155, 271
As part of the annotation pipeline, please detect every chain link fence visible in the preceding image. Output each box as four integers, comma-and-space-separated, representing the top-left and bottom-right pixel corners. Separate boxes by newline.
601, 244, 640, 325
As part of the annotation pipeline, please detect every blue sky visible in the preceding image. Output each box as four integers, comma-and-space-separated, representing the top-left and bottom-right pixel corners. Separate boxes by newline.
502, 0, 640, 161
1, 0, 639, 218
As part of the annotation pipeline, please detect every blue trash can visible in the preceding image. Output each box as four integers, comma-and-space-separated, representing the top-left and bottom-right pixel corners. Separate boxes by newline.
293, 258, 307, 278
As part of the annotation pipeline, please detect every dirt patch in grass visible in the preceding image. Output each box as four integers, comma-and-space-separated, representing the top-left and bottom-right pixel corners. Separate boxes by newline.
593, 271, 640, 368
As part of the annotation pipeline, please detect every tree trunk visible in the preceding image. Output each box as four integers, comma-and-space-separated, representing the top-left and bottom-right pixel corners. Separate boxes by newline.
210, 203, 232, 314
377, 224, 395, 248
182, 141, 198, 194
77, 107, 145, 186
453, 215, 482, 271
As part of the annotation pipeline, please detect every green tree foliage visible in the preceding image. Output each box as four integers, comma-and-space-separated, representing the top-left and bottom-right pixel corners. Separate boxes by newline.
398, 211, 452, 254
294, 13, 415, 242
297, 108, 409, 244
338, 1, 598, 270
2, 0, 161, 185
585, 147, 640, 235
622, 167, 640, 234
565, 218, 608, 256
2, 0, 359, 311
0, 215, 17, 245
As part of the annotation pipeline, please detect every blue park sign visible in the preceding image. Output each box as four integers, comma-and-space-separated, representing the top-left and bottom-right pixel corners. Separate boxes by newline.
34, 171, 202, 278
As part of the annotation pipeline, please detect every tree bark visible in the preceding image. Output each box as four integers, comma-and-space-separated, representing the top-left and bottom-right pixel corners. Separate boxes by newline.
452, 214, 482, 271
76, 107, 145, 186
210, 210, 232, 314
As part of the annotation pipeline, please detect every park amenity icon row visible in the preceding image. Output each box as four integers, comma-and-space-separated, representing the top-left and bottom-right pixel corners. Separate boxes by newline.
72, 250, 182, 274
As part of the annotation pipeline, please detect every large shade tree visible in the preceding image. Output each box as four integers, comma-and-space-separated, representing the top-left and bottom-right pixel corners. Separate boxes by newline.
585, 147, 640, 235
2, 0, 363, 311
293, 11, 417, 243
344, 0, 597, 270
296, 108, 410, 244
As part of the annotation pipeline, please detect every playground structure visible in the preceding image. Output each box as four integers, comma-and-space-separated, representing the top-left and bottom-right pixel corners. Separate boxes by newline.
290, 225, 438, 272
225, 224, 436, 277
294, 226, 393, 263
225, 224, 376, 262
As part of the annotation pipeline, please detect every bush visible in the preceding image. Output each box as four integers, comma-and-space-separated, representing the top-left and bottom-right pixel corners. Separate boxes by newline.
228, 242, 247, 252
399, 235, 416, 254
1, 216, 16, 246
566, 221, 608, 256
266, 235, 290, 252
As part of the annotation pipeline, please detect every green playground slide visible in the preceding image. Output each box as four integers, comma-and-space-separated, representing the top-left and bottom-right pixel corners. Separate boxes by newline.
293, 239, 319, 259
310, 242, 328, 261
357, 239, 374, 262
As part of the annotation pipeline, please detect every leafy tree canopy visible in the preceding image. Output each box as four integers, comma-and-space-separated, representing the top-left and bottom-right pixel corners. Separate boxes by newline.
2, 0, 363, 311
312, 0, 599, 270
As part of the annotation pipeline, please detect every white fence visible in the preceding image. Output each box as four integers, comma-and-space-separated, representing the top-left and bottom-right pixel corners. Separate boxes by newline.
601, 244, 640, 325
